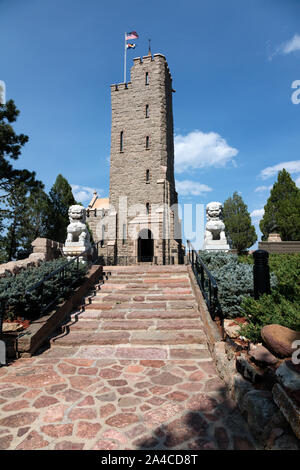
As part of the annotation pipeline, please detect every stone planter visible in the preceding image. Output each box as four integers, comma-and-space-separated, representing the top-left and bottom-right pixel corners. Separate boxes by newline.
5, 265, 103, 359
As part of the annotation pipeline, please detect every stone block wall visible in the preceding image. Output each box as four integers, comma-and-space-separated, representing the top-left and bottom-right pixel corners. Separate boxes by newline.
0, 238, 63, 278
258, 241, 300, 254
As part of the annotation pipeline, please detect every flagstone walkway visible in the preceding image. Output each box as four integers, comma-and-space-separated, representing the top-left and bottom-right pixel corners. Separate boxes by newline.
0, 266, 257, 450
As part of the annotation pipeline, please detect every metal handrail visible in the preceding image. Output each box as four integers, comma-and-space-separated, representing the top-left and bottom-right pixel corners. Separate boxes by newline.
0, 241, 101, 336
187, 240, 222, 321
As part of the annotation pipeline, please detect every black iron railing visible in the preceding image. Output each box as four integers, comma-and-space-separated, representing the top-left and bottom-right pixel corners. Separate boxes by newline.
0, 241, 102, 337
187, 240, 222, 321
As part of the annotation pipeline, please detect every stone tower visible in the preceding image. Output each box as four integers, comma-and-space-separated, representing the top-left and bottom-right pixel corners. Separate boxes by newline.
87, 53, 183, 264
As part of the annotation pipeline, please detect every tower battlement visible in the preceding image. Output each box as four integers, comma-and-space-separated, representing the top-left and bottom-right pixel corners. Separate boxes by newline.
110, 53, 172, 92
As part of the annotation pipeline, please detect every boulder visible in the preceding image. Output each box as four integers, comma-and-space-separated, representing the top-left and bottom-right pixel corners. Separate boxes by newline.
273, 384, 300, 440
249, 343, 278, 365
276, 360, 300, 392
261, 324, 300, 358
243, 389, 287, 441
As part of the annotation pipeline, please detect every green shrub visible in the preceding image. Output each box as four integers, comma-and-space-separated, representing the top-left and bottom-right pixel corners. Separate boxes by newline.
237, 253, 300, 342
0, 258, 88, 321
198, 251, 277, 318
239, 292, 300, 343
239, 253, 300, 301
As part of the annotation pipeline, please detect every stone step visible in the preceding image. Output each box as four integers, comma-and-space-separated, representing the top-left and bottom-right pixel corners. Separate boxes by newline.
130, 330, 206, 345
51, 329, 206, 347
97, 287, 193, 294
43, 344, 211, 360
92, 293, 195, 302
103, 266, 188, 274
63, 318, 202, 332
85, 302, 197, 311
70, 309, 199, 321
126, 310, 199, 319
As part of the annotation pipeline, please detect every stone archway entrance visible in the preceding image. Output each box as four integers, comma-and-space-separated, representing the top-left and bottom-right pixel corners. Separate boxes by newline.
138, 229, 154, 262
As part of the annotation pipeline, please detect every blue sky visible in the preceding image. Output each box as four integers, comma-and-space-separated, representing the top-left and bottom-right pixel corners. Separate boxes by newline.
1, 0, 300, 248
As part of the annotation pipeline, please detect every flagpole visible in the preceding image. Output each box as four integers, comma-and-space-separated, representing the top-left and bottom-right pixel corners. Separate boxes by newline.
124, 32, 127, 83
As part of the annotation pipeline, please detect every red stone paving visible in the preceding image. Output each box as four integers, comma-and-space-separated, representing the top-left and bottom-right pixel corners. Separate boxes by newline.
0, 353, 258, 450
0, 265, 257, 450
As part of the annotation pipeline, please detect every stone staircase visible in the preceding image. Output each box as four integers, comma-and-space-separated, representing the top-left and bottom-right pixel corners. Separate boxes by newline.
50, 265, 209, 359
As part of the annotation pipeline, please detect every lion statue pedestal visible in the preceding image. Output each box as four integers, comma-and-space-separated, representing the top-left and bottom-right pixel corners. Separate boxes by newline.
63, 205, 91, 262
202, 202, 230, 251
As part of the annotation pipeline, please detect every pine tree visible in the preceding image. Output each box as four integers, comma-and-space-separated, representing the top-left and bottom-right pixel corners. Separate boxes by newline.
260, 169, 300, 241
223, 191, 257, 254
0, 100, 42, 209
19, 187, 53, 252
2, 182, 29, 261
48, 174, 76, 243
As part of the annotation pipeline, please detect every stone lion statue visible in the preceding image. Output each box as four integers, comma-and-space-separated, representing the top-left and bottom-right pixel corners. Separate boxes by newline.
65, 205, 90, 246
204, 201, 227, 242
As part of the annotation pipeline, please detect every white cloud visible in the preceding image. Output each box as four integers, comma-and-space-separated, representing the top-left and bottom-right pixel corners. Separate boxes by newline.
269, 34, 300, 60
71, 185, 102, 204
295, 176, 300, 188
251, 209, 265, 220
255, 185, 272, 193
176, 180, 212, 196
174, 130, 238, 173
259, 160, 300, 179
282, 34, 300, 54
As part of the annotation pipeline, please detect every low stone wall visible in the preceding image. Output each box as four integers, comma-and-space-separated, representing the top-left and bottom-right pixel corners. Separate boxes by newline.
13, 265, 103, 358
212, 341, 300, 449
259, 241, 300, 254
187, 267, 300, 449
0, 238, 63, 278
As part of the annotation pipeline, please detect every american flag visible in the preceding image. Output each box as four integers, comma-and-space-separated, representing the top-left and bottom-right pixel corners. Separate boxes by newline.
126, 31, 139, 40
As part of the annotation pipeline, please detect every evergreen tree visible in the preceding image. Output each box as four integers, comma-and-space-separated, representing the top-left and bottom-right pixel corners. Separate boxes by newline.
223, 191, 257, 254
48, 174, 76, 243
18, 187, 53, 252
2, 182, 29, 261
260, 169, 300, 241
0, 100, 42, 209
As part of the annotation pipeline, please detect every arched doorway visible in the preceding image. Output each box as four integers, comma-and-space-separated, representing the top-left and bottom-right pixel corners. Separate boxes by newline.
138, 229, 154, 262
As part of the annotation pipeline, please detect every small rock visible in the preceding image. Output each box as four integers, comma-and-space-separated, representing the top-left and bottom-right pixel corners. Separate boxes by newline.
272, 384, 300, 440
261, 324, 300, 358
276, 360, 300, 392
224, 320, 241, 339
243, 389, 287, 441
2, 323, 23, 332
236, 354, 264, 384
249, 343, 278, 365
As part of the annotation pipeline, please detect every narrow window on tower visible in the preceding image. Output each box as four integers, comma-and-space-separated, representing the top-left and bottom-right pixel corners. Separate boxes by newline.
146, 136, 150, 149
146, 203, 150, 215
122, 224, 126, 245
146, 169, 150, 182
145, 104, 149, 118
120, 131, 124, 152
145, 72, 149, 85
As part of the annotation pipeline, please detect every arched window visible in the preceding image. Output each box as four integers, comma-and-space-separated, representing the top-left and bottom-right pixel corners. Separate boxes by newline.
146, 169, 150, 182
146, 136, 150, 149
146, 203, 150, 215
145, 72, 149, 85
120, 131, 124, 152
